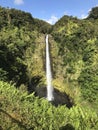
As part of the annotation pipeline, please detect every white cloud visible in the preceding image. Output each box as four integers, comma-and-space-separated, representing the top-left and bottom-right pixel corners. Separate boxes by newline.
46, 15, 58, 25
14, 0, 24, 5
88, 8, 91, 12
80, 14, 88, 19
79, 9, 89, 19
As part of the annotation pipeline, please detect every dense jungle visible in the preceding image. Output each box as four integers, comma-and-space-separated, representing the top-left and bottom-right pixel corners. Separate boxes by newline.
0, 6, 98, 130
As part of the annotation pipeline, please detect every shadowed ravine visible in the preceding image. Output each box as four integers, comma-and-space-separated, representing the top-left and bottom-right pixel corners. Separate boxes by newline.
35, 87, 73, 108
35, 35, 74, 108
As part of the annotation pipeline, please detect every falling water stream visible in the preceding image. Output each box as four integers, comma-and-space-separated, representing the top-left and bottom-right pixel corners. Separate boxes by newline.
46, 35, 54, 101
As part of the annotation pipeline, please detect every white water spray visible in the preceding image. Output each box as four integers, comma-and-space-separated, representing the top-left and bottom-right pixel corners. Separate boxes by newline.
46, 35, 54, 101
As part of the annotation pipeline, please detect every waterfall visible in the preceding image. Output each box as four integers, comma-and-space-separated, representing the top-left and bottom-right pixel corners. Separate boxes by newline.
46, 35, 54, 101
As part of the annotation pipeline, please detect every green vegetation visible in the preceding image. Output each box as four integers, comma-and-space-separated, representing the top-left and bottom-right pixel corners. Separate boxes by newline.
0, 6, 50, 87
0, 81, 98, 130
52, 8, 98, 109
87, 6, 98, 19
0, 6, 98, 129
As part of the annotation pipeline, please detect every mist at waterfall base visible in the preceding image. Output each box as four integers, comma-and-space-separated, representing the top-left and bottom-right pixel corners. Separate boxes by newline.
46, 35, 54, 101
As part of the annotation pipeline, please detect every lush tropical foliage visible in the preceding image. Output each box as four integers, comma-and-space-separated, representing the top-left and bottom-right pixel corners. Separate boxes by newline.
0, 6, 98, 129
0, 81, 98, 130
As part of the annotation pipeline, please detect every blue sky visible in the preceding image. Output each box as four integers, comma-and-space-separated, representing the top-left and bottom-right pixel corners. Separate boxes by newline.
0, 0, 98, 24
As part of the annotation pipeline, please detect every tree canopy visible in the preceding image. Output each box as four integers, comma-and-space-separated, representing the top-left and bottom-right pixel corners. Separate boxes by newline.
0, 6, 98, 130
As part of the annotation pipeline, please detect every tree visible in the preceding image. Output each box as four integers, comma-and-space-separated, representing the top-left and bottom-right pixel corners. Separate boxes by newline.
88, 6, 98, 19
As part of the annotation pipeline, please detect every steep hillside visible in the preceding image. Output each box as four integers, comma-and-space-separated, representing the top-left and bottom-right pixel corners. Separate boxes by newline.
52, 7, 98, 108
0, 6, 98, 106
0, 6, 98, 130
0, 6, 51, 88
